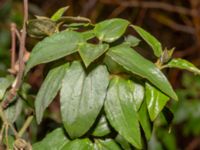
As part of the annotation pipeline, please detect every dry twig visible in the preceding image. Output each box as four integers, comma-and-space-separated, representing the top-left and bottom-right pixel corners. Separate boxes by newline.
100, 0, 198, 16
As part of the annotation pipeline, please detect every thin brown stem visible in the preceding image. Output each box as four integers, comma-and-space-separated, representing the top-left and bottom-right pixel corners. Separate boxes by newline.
0, 124, 5, 143
15, 30, 21, 42
2, 0, 29, 108
10, 23, 16, 71
15, 0, 28, 88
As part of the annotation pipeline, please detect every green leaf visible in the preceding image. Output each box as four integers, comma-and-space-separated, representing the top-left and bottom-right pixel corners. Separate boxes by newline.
35, 63, 69, 124
4, 98, 23, 123
148, 133, 163, 150
79, 43, 109, 67
0, 76, 13, 100
32, 128, 69, 150
107, 44, 177, 100
105, 77, 142, 149
94, 139, 121, 150
138, 101, 152, 140
81, 30, 95, 41
131, 25, 162, 57
3, 136, 15, 150
92, 115, 111, 137
61, 139, 93, 150
156, 128, 177, 150
130, 79, 144, 111
166, 58, 200, 75
25, 30, 84, 74
124, 35, 141, 47
51, 6, 69, 21
103, 55, 126, 74
145, 83, 170, 121
94, 18, 129, 43
115, 134, 131, 150
60, 61, 109, 138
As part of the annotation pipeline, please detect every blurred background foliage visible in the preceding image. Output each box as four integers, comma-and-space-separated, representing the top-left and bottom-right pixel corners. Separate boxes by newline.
1, 0, 200, 149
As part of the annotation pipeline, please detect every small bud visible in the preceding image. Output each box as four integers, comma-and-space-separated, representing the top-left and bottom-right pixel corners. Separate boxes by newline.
27, 18, 56, 38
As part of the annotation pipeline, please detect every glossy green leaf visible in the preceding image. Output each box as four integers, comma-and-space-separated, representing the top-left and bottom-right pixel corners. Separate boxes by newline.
145, 83, 170, 121
79, 43, 109, 67
103, 55, 126, 74
25, 31, 84, 74
115, 134, 131, 150
61, 139, 93, 150
131, 25, 162, 57
92, 115, 111, 137
51, 6, 69, 21
60, 61, 109, 138
94, 139, 121, 150
81, 30, 95, 41
0, 76, 13, 100
94, 18, 129, 43
166, 58, 200, 75
105, 77, 142, 149
35, 63, 69, 124
124, 35, 141, 47
32, 128, 69, 150
131, 79, 145, 111
4, 98, 23, 123
138, 101, 152, 140
107, 44, 177, 100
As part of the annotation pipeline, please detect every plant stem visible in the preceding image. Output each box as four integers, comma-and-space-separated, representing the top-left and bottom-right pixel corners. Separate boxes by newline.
18, 115, 33, 137
2, 0, 29, 108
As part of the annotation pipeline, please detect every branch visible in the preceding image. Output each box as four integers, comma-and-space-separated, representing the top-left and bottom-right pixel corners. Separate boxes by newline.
2, 0, 28, 108
10, 23, 16, 72
100, 0, 198, 16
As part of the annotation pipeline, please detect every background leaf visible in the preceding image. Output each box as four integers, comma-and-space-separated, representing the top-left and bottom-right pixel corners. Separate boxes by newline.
35, 63, 69, 124
94, 18, 129, 43
131, 25, 162, 57
25, 31, 84, 74
61, 61, 109, 138
107, 44, 177, 100
105, 77, 142, 149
